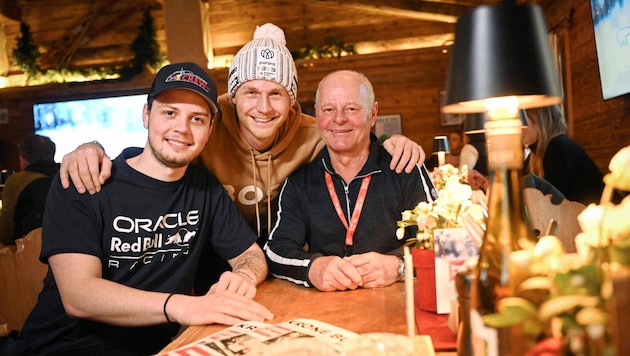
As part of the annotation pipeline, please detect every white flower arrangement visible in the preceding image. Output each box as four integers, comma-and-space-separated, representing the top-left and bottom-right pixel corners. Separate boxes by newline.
575, 144, 630, 265
395, 164, 487, 250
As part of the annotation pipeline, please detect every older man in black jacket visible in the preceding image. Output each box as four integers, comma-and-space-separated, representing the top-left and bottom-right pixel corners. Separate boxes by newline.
264, 70, 437, 291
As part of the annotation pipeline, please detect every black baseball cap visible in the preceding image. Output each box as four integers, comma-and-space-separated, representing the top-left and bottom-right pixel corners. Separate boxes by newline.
148, 62, 219, 115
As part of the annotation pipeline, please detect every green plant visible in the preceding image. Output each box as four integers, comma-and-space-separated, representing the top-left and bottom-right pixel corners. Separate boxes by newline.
12, 9, 166, 85
12, 21, 41, 78
120, 8, 166, 80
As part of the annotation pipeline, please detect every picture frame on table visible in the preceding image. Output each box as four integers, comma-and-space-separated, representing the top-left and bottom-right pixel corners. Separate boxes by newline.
374, 114, 402, 140
439, 91, 465, 126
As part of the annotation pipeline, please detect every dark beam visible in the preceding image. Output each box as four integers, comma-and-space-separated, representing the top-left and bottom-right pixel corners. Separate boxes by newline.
0, 0, 21, 23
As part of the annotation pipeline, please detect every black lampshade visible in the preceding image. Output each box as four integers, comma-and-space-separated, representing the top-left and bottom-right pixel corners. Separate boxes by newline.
432, 136, 450, 154
464, 110, 527, 133
442, 4, 563, 114
463, 113, 488, 134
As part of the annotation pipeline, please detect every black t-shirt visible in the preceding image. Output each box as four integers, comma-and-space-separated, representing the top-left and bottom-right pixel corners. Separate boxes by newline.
15, 152, 257, 355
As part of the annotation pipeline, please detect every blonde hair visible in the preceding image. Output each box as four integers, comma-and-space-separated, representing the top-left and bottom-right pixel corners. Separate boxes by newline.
526, 105, 567, 177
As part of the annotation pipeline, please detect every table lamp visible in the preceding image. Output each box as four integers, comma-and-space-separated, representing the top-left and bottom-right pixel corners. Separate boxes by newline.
432, 135, 450, 167
440, 3, 563, 354
442, 2, 561, 168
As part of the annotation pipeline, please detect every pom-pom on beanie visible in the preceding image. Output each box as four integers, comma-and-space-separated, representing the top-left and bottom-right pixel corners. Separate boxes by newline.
228, 23, 298, 102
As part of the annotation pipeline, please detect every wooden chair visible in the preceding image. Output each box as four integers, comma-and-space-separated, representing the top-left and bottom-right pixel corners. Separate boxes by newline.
0, 228, 47, 336
523, 188, 586, 253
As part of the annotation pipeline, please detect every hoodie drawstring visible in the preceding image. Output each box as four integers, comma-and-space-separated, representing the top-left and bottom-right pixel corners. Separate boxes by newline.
249, 149, 261, 238
267, 154, 272, 238
248, 149, 274, 239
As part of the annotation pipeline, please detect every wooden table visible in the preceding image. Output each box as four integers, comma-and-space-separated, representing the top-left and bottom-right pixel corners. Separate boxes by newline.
160, 278, 456, 355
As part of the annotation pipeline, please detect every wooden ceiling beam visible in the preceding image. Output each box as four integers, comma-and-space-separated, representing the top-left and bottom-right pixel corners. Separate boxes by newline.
299, 0, 478, 23
0, 0, 21, 23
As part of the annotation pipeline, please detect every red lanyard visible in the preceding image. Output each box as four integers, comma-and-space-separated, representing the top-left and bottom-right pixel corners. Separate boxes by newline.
324, 171, 371, 247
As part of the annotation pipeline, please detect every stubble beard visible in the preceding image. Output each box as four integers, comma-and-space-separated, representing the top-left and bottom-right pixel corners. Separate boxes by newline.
148, 140, 191, 169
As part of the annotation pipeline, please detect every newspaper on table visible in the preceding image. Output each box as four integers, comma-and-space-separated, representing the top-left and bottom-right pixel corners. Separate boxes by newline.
158, 318, 359, 355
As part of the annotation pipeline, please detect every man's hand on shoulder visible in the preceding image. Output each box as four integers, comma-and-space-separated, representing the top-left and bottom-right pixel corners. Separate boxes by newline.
60, 142, 112, 194
382, 134, 426, 174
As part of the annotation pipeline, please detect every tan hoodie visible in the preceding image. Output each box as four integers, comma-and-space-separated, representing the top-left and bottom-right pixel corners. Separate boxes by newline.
198, 94, 325, 239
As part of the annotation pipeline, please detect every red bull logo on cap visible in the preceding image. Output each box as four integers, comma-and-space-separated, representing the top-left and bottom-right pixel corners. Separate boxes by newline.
165, 68, 210, 93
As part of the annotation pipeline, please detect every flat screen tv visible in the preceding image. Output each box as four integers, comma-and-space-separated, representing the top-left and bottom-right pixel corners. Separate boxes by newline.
33, 94, 148, 162
590, 0, 630, 100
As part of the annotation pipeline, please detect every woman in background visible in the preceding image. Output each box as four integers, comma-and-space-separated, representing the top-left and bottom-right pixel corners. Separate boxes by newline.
522, 105, 604, 205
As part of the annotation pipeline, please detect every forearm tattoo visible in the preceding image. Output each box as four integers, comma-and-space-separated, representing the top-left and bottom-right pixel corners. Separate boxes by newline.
232, 249, 267, 282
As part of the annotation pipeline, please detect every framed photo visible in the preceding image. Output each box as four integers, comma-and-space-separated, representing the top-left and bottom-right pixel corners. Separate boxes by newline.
439, 91, 465, 126
0, 108, 8, 124
374, 114, 401, 139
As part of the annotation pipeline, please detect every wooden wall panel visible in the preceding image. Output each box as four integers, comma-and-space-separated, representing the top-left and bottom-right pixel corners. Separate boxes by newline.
539, 0, 630, 174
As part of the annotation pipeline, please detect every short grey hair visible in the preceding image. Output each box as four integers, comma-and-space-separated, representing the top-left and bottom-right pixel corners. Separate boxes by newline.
315, 70, 375, 111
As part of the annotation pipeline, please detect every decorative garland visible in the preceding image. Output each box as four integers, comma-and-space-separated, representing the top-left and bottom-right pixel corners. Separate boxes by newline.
12, 8, 165, 85
292, 42, 355, 60
13, 7, 355, 83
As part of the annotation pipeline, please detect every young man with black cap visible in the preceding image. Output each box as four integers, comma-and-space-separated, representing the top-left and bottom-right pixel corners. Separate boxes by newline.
12, 62, 273, 356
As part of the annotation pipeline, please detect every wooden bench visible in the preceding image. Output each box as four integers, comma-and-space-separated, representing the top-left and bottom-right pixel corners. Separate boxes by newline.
523, 188, 586, 253
0, 228, 47, 336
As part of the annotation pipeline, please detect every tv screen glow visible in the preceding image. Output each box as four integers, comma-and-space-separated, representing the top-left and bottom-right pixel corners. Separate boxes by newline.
33, 94, 148, 162
590, 0, 630, 100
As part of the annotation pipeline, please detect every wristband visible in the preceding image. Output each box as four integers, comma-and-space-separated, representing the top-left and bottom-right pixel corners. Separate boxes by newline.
234, 270, 257, 286
163, 293, 175, 323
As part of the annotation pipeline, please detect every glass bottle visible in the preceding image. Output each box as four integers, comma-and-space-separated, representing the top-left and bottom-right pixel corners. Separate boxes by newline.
469, 117, 536, 356
456, 264, 475, 356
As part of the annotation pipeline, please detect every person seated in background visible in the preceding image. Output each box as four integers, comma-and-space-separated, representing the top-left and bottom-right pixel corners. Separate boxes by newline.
0, 134, 59, 247
460, 131, 488, 176
264, 70, 438, 292
445, 129, 464, 167
12, 62, 273, 355
522, 104, 604, 205
57, 23, 427, 295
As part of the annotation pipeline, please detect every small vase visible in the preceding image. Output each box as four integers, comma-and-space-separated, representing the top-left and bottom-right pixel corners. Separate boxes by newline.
412, 248, 437, 313
412, 227, 478, 314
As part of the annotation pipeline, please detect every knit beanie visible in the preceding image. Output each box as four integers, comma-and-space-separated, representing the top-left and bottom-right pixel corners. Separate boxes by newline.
228, 23, 298, 102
